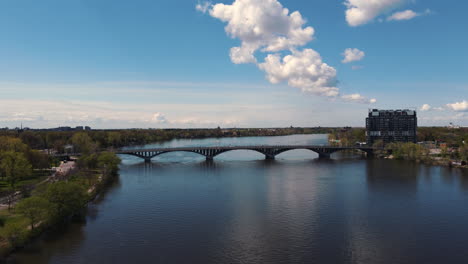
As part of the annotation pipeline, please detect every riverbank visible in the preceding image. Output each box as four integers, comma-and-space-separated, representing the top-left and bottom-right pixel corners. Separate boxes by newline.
382, 154, 468, 169
0, 155, 120, 260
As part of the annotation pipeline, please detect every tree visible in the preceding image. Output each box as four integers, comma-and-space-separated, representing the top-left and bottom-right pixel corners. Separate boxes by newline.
106, 132, 122, 148
71, 132, 96, 155
15, 196, 52, 231
0, 136, 28, 153
19, 131, 44, 149
1, 221, 27, 247
459, 144, 468, 162
0, 151, 33, 210
77, 153, 99, 170
42, 182, 88, 219
26, 149, 50, 169
373, 139, 384, 148
97, 152, 121, 176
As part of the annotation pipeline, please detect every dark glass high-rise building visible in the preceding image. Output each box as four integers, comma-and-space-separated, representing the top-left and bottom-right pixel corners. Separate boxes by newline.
366, 109, 417, 145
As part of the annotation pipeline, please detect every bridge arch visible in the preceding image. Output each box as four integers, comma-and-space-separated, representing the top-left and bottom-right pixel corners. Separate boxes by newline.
120, 150, 208, 162
210, 148, 271, 159
274, 148, 321, 157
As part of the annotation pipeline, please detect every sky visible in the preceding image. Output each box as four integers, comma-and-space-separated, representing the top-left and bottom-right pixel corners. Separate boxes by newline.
0, 0, 467, 129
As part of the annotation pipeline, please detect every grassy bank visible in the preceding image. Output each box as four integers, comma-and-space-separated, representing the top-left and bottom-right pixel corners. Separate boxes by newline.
0, 152, 120, 259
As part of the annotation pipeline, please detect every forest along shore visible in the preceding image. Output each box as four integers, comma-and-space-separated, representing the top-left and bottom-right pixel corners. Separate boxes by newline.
0, 134, 120, 259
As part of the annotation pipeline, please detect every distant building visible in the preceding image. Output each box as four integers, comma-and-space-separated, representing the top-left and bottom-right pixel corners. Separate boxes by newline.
366, 109, 417, 145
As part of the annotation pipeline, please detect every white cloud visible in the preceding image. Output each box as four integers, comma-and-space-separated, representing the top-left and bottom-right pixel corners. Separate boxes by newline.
199, 0, 376, 103
203, 0, 314, 64
344, 0, 403, 26
420, 104, 431, 111
342, 48, 365, 63
341, 93, 377, 104
196, 1, 211, 13
258, 49, 339, 97
387, 9, 430, 21
151, 112, 168, 124
447, 100, 468, 112
387, 9, 418, 21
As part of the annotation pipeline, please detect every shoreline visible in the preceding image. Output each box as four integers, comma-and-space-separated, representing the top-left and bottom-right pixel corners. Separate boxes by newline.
0, 166, 119, 260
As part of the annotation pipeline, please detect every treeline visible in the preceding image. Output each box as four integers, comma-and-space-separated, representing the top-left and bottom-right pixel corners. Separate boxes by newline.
329, 127, 467, 148
0, 127, 336, 152
328, 128, 366, 146
0, 137, 52, 209
1, 153, 120, 253
329, 127, 468, 163
384, 142, 468, 163
418, 127, 468, 146
0, 134, 121, 256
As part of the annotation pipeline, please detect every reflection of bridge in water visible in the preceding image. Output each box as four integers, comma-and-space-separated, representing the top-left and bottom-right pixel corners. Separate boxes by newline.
115, 145, 377, 162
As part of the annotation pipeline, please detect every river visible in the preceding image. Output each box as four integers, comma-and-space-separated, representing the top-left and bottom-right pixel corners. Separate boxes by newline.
8, 134, 468, 263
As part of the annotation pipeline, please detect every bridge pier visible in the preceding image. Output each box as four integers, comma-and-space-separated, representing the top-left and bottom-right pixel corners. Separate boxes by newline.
144, 157, 152, 163
265, 155, 275, 160
365, 150, 374, 158
206, 156, 214, 161
318, 153, 331, 159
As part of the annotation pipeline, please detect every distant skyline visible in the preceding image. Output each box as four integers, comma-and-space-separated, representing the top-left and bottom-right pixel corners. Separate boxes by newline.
1, 0, 467, 128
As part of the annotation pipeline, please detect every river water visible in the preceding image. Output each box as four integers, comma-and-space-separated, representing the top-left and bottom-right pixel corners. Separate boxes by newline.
8, 135, 468, 263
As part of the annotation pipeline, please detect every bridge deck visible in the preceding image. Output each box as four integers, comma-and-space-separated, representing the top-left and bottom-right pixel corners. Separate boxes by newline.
53, 145, 378, 162
117, 145, 374, 154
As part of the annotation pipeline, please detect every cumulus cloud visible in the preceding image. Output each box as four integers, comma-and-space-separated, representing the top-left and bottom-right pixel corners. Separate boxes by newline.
258, 49, 339, 97
198, 0, 376, 104
341, 93, 376, 104
151, 112, 168, 123
342, 48, 365, 63
344, 0, 403, 26
447, 100, 468, 112
420, 104, 431, 111
204, 0, 314, 64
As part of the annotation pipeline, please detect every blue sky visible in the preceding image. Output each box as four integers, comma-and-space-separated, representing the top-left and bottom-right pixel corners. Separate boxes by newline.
0, 0, 467, 128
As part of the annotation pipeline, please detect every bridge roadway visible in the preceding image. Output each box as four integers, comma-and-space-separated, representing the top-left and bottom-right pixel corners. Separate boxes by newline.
114, 145, 376, 162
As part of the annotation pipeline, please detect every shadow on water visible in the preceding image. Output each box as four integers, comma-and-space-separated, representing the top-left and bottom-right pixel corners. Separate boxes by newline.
365, 159, 419, 193
6, 222, 86, 264
5, 175, 122, 264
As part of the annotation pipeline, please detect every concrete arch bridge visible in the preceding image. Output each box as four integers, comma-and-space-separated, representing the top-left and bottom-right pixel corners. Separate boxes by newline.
116, 145, 376, 162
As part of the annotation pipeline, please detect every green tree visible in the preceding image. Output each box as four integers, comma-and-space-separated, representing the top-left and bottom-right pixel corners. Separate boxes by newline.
71, 132, 96, 155
97, 152, 121, 176
15, 196, 52, 231
106, 132, 122, 148
0, 151, 33, 210
373, 139, 384, 148
19, 131, 44, 149
0, 136, 28, 153
77, 153, 99, 170
42, 182, 88, 219
459, 144, 468, 162
1, 221, 27, 247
